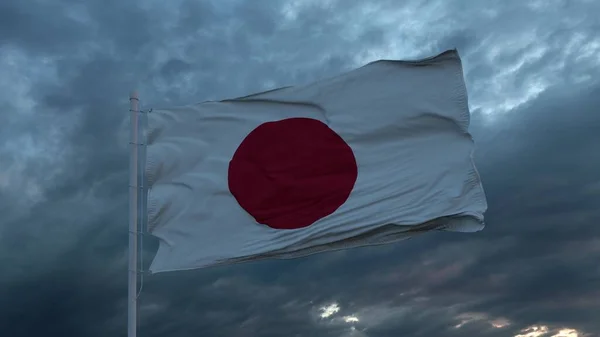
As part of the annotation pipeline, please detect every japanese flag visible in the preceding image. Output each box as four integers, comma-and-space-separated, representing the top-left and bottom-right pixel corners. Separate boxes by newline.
145, 49, 487, 273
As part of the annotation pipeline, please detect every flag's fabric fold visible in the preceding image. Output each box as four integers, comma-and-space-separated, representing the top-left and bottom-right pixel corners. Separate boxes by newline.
144, 49, 487, 273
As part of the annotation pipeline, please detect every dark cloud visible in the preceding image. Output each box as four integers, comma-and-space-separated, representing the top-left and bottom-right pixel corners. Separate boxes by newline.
1, 0, 599, 336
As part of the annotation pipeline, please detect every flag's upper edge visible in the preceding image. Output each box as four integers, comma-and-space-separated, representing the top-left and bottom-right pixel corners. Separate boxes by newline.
231, 49, 460, 101
363, 48, 459, 68
149, 49, 461, 110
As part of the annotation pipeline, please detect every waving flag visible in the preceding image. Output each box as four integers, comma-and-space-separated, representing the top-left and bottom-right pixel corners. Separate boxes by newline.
144, 50, 487, 273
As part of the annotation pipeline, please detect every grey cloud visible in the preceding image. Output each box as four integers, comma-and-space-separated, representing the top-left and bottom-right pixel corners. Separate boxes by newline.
1, 0, 599, 336
0, 0, 88, 53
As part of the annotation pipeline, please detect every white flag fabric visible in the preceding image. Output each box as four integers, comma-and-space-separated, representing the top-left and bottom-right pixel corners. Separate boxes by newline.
145, 49, 487, 273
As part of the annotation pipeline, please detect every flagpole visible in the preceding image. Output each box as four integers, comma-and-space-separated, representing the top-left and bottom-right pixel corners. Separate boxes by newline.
128, 91, 140, 337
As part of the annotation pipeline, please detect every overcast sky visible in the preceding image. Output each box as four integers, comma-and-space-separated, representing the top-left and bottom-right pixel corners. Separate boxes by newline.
1, 0, 599, 336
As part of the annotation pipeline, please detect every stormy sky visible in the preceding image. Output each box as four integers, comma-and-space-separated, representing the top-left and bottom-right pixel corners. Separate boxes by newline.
1, 0, 599, 336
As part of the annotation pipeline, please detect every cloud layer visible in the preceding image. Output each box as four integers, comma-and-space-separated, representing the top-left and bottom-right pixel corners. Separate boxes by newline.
1, 0, 599, 336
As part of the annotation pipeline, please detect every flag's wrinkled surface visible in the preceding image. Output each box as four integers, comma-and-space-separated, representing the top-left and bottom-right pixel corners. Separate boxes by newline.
144, 50, 487, 273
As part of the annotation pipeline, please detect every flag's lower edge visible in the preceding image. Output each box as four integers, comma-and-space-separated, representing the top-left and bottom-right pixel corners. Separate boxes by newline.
148, 214, 483, 274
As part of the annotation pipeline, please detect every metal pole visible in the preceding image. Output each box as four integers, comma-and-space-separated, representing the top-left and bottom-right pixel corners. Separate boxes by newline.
128, 91, 140, 337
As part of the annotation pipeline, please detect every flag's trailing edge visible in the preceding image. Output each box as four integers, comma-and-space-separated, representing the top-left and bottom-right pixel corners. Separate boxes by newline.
144, 49, 487, 273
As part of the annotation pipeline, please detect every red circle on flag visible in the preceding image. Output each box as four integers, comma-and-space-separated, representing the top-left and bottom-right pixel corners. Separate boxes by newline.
228, 117, 357, 230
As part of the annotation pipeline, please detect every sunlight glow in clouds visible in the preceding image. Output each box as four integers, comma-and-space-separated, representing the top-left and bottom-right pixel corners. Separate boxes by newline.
343, 315, 360, 323
319, 303, 340, 318
491, 318, 511, 328
515, 325, 549, 337
515, 325, 580, 337
454, 312, 510, 329
552, 328, 580, 337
